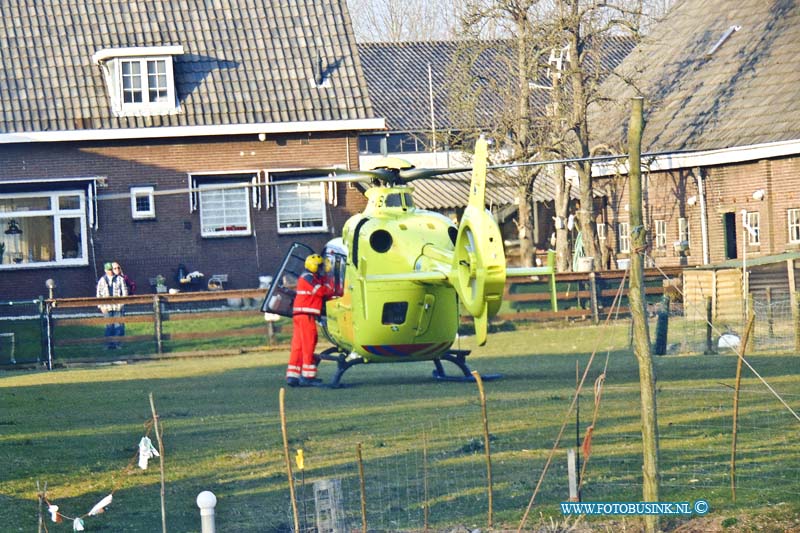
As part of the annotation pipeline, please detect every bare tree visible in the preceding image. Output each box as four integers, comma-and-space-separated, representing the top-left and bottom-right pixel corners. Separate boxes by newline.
447, 0, 675, 270
346, 0, 466, 42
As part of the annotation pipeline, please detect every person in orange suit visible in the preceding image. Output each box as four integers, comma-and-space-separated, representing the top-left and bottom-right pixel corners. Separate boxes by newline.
286, 254, 333, 387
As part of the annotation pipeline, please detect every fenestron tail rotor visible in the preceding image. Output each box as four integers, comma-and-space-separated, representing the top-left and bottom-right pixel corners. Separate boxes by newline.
450, 137, 506, 346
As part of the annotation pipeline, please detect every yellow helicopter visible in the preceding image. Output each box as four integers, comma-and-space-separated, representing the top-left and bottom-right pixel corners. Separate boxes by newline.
261, 137, 557, 387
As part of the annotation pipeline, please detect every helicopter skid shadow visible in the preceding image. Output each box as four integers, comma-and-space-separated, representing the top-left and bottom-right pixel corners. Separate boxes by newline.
432, 372, 503, 383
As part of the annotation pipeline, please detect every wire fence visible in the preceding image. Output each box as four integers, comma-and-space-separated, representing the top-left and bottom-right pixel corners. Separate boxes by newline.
274, 379, 800, 531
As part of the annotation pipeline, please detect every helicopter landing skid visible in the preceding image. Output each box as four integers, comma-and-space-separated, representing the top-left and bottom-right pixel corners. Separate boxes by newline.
318, 347, 501, 387
433, 349, 502, 383
318, 347, 364, 389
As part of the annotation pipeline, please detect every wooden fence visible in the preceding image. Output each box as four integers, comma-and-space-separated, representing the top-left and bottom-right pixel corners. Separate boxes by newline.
35, 268, 682, 364
500, 266, 683, 323
45, 289, 271, 360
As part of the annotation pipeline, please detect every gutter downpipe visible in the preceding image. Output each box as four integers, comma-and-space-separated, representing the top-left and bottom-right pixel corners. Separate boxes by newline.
695, 167, 710, 265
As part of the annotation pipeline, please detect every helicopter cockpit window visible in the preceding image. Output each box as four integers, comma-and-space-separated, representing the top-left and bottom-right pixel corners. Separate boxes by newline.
385, 193, 402, 207
323, 251, 346, 297
382, 302, 408, 325
384, 193, 413, 209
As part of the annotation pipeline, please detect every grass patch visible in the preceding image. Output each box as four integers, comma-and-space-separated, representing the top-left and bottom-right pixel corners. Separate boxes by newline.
1, 322, 798, 531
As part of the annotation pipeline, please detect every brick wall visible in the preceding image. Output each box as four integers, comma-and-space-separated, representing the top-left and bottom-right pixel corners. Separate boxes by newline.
0, 132, 368, 299
599, 155, 800, 268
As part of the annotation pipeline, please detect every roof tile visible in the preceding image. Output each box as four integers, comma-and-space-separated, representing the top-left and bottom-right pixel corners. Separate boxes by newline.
0, 0, 374, 134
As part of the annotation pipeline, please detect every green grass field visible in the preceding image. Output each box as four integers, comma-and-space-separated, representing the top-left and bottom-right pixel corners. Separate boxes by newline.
1, 321, 799, 532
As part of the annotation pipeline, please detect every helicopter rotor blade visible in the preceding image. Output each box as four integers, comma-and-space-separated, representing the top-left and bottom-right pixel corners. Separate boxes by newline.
397, 166, 472, 182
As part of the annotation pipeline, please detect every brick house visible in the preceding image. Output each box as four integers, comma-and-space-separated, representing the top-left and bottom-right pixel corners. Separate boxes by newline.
0, 0, 383, 300
591, 0, 800, 270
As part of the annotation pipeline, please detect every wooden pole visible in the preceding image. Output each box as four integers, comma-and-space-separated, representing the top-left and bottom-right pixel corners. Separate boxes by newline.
422, 431, 429, 533
627, 97, 660, 533
356, 442, 367, 533
37, 480, 43, 533
765, 287, 774, 337
747, 294, 755, 353
795, 298, 800, 355
471, 371, 493, 529
731, 312, 755, 502
279, 388, 300, 533
149, 393, 167, 533
589, 272, 599, 324
705, 296, 715, 354
153, 295, 163, 354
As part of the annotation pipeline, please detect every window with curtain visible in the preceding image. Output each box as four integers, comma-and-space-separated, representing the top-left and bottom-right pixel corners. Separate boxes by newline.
275, 180, 327, 233
0, 191, 87, 268
198, 183, 251, 237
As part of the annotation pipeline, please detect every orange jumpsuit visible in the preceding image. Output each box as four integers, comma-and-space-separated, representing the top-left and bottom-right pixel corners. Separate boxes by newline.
287, 271, 333, 380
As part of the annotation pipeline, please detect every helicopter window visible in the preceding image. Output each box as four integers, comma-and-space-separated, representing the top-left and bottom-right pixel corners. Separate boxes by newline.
403, 193, 414, 208
324, 252, 346, 297
448, 226, 457, 246
382, 302, 408, 325
351, 218, 370, 267
369, 229, 393, 253
385, 193, 402, 207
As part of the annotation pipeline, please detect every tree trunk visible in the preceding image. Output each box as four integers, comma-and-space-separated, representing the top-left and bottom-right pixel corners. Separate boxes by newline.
628, 97, 660, 533
513, 10, 535, 268
554, 163, 571, 271
567, 3, 598, 264
516, 184, 535, 267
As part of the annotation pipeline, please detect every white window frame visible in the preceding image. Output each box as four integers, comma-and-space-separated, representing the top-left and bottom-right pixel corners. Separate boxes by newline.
654, 219, 667, 249
746, 211, 760, 245
618, 222, 631, 254
678, 217, 690, 243
198, 183, 252, 238
274, 180, 328, 234
93, 46, 183, 117
788, 208, 800, 244
597, 222, 606, 241
117, 57, 176, 113
0, 190, 89, 269
130, 186, 155, 219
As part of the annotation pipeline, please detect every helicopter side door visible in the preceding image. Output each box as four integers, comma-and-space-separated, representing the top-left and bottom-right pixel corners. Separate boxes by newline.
260, 242, 315, 317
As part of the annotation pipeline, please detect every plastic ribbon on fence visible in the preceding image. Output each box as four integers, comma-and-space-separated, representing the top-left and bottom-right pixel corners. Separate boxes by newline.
87, 493, 113, 516
138, 436, 160, 469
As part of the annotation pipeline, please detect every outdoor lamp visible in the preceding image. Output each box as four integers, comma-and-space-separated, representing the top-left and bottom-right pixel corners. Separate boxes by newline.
45, 278, 56, 299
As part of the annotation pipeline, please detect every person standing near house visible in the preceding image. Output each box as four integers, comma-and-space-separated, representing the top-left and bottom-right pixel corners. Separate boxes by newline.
286, 254, 333, 387
115, 262, 136, 296
96, 261, 128, 349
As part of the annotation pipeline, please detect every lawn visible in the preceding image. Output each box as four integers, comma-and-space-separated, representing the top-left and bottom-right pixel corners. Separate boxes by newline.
1, 321, 798, 532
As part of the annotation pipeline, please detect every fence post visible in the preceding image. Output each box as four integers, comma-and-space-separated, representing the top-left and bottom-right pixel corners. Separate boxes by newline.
747, 294, 755, 353
795, 298, 800, 355
588, 272, 599, 325
765, 287, 774, 337
38, 297, 55, 370
705, 296, 714, 355
153, 295, 163, 354
196, 491, 217, 533
38, 296, 47, 365
653, 295, 670, 356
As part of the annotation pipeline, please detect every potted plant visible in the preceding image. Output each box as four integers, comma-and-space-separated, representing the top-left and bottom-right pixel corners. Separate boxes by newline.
155, 275, 167, 293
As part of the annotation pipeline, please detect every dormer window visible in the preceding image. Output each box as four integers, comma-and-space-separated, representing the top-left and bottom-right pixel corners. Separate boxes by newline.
92, 46, 183, 117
